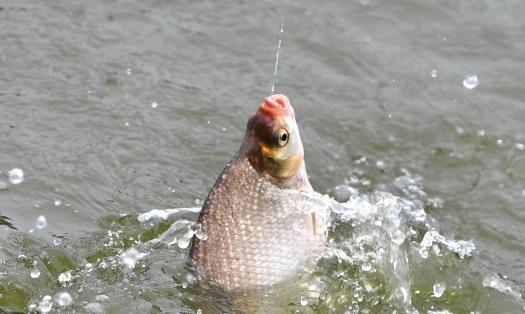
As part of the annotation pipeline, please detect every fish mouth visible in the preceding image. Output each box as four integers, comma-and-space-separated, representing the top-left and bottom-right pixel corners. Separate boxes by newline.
258, 94, 294, 119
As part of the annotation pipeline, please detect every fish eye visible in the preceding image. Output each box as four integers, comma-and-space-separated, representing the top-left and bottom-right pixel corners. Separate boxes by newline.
277, 129, 289, 146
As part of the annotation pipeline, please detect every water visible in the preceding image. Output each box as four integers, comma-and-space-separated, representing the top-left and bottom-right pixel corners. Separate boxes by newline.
1, 0, 525, 313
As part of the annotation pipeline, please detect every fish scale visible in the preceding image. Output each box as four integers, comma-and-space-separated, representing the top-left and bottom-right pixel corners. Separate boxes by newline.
191, 158, 329, 291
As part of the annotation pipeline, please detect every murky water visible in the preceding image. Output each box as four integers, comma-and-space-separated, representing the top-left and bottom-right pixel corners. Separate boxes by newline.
1, 0, 525, 313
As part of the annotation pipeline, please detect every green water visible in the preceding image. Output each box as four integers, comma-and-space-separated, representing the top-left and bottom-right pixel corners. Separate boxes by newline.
1, 0, 524, 313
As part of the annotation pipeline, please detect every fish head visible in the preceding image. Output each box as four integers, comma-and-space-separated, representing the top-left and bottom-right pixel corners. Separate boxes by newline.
241, 94, 310, 189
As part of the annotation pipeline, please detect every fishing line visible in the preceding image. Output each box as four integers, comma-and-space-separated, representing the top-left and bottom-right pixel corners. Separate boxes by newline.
271, 18, 284, 95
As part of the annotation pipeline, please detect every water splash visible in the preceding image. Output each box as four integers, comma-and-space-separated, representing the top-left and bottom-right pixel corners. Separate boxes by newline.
482, 272, 523, 301
271, 18, 284, 95
55, 292, 73, 307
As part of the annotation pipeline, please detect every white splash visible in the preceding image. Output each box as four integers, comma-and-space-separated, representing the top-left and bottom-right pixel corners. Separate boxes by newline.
120, 247, 147, 271
38, 295, 53, 313
419, 231, 475, 259
58, 271, 72, 283
55, 292, 73, 307
482, 272, 522, 301
137, 207, 201, 223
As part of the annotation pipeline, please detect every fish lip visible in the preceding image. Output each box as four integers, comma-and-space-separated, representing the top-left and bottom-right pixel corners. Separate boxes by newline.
258, 94, 294, 119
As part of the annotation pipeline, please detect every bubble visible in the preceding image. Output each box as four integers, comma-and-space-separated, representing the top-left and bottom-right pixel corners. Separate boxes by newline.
53, 238, 62, 246
333, 184, 358, 203
433, 281, 446, 297
58, 271, 72, 283
38, 295, 53, 313
54, 200, 62, 206
463, 74, 479, 90
55, 292, 73, 307
30, 268, 41, 278
430, 69, 438, 78
35, 215, 48, 229
151, 102, 158, 108
300, 295, 308, 306
7, 168, 24, 184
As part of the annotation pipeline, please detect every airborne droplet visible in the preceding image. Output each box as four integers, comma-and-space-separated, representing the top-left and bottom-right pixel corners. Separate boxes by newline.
35, 215, 48, 229
7, 168, 24, 184
462, 74, 479, 90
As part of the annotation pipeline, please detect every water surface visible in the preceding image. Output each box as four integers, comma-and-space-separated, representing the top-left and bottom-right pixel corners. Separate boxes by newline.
1, 0, 525, 313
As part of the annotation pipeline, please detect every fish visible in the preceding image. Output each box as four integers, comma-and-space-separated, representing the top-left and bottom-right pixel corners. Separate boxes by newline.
190, 94, 330, 291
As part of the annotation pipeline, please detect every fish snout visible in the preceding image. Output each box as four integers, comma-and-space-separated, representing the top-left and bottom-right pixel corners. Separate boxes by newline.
259, 94, 294, 119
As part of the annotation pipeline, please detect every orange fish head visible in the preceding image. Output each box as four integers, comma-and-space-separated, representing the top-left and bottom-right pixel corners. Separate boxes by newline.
241, 94, 309, 188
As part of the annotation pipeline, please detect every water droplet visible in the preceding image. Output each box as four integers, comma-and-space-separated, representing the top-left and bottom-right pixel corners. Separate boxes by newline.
30, 268, 41, 278
39, 295, 53, 313
477, 129, 485, 137
196, 309, 202, 314
515, 143, 524, 151
151, 102, 158, 108
0, 181, 7, 190
463, 74, 479, 90
496, 139, 503, 145
361, 263, 372, 272
221, 127, 227, 132
55, 292, 73, 307
58, 271, 72, 283
430, 69, 438, 78
433, 281, 446, 297
455, 126, 465, 135
124, 122, 130, 127
53, 238, 62, 246
300, 295, 308, 306
35, 215, 47, 229
126, 68, 132, 75
95, 295, 109, 302
7, 168, 24, 184
54, 200, 62, 206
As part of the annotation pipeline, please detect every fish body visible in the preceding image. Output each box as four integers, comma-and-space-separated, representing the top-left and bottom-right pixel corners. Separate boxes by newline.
190, 95, 329, 291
